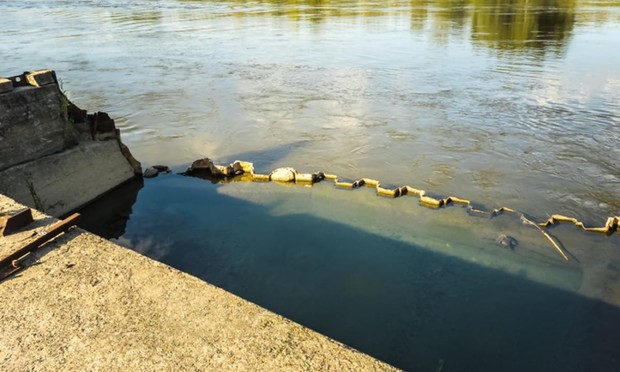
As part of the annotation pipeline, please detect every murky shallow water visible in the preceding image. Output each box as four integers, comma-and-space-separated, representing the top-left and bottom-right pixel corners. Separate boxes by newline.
3, 0, 620, 369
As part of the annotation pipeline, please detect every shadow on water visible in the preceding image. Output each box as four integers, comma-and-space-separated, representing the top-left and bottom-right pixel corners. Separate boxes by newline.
75, 139, 302, 237
74, 178, 143, 239
108, 175, 619, 371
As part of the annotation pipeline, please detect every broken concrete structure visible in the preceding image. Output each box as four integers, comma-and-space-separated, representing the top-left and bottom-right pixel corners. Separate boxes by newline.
0, 70, 141, 217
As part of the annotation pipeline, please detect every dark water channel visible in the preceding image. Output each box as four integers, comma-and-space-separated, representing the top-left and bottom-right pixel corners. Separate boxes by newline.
80, 173, 620, 371
3, 0, 620, 370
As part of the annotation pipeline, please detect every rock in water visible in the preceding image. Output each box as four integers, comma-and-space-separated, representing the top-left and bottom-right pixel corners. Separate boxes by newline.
143, 167, 159, 178
270, 167, 297, 182
188, 158, 215, 172
187, 158, 228, 177
232, 160, 254, 175
152, 165, 170, 173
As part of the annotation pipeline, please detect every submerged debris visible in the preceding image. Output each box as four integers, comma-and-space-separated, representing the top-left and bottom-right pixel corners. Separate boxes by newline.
496, 234, 518, 250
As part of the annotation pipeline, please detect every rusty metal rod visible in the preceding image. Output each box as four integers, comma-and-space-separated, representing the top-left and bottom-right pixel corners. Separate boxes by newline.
0, 213, 81, 268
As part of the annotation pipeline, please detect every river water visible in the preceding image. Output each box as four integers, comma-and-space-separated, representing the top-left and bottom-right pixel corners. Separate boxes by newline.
2, 1, 620, 370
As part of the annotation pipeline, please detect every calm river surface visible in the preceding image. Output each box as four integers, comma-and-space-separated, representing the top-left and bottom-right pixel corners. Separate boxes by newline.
2, 1, 620, 370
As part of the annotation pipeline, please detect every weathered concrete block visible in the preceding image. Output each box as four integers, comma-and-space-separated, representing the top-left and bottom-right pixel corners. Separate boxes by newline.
0, 84, 78, 171
0, 78, 13, 94
24, 69, 57, 87
0, 141, 136, 217
0, 69, 141, 218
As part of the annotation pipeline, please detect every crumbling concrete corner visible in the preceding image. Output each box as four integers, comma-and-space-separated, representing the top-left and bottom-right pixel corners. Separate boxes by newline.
0, 69, 142, 217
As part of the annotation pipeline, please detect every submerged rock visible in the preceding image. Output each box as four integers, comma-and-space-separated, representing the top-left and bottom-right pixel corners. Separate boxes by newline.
496, 234, 518, 250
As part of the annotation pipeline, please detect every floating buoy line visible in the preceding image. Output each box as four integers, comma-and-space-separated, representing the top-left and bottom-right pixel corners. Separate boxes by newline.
178, 158, 619, 262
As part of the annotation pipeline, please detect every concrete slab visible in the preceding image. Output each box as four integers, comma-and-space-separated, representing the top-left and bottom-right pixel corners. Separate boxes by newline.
0, 70, 141, 217
0, 84, 77, 171
0, 195, 396, 371
24, 69, 58, 87
0, 141, 136, 217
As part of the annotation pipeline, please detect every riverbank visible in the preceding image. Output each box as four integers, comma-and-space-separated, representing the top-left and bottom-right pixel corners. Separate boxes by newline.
0, 194, 396, 370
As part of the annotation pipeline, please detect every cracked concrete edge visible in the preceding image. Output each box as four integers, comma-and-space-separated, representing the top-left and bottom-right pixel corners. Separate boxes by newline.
0, 194, 398, 371
0, 141, 136, 217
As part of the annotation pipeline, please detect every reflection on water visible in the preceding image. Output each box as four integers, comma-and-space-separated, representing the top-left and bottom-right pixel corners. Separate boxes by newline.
470, 0, 575, 53
75, 178, 143, 239
186, 0, 585, 52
